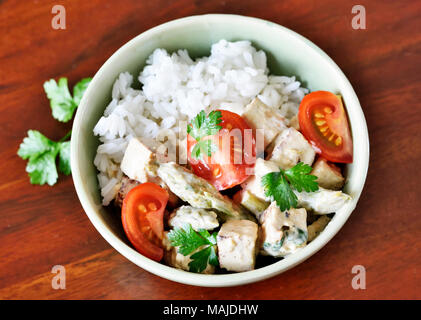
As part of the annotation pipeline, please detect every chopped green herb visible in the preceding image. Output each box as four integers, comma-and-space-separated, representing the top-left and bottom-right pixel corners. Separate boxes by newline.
293, 228, 308, 246
263, 233, 286, 252
262, 162, 318, 211
43, 77, 91, 122
187, 110, 222, 160
168, 224, 219, 273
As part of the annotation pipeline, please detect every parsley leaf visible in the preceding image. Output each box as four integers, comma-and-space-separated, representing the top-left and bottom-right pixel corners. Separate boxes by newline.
262, 162, 319, 211
191, 139, 218, 159
43, 77, 91, 122
262, 171, 298, 211
72, 78, 92, 106
187, 110, 222, 160
17, 130, 56, 160
285, 162, 319, 193
167, 224, 209, 256
167, 224, 219, 273
58, 141, 71, 175
18, 130, 72, 186
26, 149, 59, 186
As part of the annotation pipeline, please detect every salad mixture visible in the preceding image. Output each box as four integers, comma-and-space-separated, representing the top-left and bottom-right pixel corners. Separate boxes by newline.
93, 41, 353, 273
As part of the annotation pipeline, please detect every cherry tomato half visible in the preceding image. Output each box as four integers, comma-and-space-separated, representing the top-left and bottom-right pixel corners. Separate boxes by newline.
121, 182, 168, 261
298, 91, 353, 163
187, 110, 256, 190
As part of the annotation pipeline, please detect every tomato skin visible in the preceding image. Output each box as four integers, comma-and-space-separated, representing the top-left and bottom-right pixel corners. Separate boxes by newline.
121, 183, 168, 261
187, 110, 256, 190
298, 91, 353, 163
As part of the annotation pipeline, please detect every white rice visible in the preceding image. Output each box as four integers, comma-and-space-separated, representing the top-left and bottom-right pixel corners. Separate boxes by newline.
93, 40, 308, 205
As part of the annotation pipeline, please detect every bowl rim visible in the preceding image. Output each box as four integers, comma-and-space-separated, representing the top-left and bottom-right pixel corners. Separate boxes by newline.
71, 13, 370, 287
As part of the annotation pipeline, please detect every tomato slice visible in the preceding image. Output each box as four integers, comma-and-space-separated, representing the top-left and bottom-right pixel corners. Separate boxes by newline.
121, 182, 168, 261
187, 110, 256, 190
298, 91, 353, 163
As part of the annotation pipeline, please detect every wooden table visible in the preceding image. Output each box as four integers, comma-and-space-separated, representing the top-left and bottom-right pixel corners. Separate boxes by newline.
0, 0, 419, 300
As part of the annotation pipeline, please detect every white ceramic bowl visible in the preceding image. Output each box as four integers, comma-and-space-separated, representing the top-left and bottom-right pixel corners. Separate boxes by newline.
71, 14, 369, 287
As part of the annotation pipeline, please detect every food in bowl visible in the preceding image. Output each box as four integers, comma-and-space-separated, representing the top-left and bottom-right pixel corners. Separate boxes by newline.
92, 40, 353, 274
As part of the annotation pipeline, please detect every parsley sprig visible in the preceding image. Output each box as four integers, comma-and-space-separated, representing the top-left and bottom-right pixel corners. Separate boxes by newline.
168, 224, 219, 273
18, 130, 72, 186
187, 110, 222, 159
18, 77, 91, 185
44, 77, 91, 122
262, 162, 319, 211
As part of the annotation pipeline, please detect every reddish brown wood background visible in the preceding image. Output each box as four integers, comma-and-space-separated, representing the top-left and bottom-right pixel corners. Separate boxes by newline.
0, 0, 420, 300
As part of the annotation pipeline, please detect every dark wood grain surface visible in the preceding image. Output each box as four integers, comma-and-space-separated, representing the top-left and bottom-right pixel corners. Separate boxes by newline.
0, 0, 420, 300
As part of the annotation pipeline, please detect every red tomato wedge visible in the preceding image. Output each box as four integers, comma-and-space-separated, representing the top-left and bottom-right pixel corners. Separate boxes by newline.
121, 182, 168, 261
298, 91, 353, 163
187, 110, 256, 190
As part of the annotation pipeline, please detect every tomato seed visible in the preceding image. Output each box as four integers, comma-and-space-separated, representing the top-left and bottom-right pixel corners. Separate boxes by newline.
148, 202, 157, 211
138, 204, 147, 213
335, 136, 342, 146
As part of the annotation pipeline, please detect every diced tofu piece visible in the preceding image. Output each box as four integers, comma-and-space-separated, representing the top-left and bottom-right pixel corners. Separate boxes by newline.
234, 190, 269, 219
242, 98, 287, 149
120, 138, 179, 207
241, 158, 279, 201
307, 215, 331, 242
266, 128, 316, 170
217, 220, 259, 272
260, 202, 308, 257
157, 162, 252, 221
114, 176, 140, 207
162, 232, 215, 274
168, 206, 219, 231
295, 187, 351, 214
121, 138, 159, 182
311, 158, 345, 190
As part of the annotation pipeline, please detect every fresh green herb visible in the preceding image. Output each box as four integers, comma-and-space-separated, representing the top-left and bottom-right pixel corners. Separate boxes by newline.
43, 77, 91, 122
191, 139, 218, 159
17, 130, 72, 186
263, 234, 286, 252
293, 228, 308, 246
262, 162, 318, 211
19, 76, 90, 185
284, 162, 319, 193
168, 224, 219, 273
187, 110, 222, 159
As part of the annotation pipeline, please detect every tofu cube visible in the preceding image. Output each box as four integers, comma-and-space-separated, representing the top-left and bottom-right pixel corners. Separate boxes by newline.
217, 220, 259, 272
234, 190, 269, 219
260, 202, 308, 257
241, 158, 279, 201
311, 157, 345, 190
266, 128, 316, 170
242, 98, 287, 150
120, 138, 158, 182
